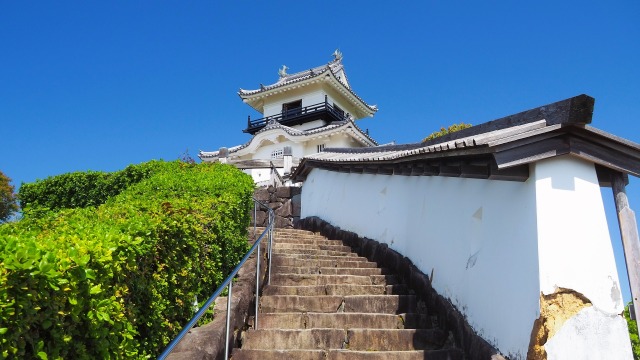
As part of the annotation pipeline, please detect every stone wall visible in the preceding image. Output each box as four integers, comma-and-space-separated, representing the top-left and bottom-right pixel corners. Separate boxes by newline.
252, 186, 301, 228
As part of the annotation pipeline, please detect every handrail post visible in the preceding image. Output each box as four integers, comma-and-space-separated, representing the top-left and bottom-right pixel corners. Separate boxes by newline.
157, 198, 275, 360
268, 213, 273, 285
255, 237, 260, 330
224, 281, 233, 359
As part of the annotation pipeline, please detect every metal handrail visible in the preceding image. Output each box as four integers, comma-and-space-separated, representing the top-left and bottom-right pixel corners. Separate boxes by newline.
269, 161, 285, 187
158, 198, 275, 360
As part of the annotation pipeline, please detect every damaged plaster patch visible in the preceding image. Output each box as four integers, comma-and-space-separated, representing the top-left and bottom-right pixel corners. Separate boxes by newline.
527, 288, 592, 360
545, 306, 633, 360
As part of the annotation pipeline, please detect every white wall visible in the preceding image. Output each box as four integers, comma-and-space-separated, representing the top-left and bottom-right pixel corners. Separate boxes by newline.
534, 157, 624, 313
532, 157, 632, 359
301, 169, 540, 358
300, 155, 631, 359
260, 84, 363, 120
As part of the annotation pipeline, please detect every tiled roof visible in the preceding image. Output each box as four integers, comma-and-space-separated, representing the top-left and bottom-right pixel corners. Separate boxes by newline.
239, 59, 346, 96
238, 57, 377, 114
293, 95, 640, 183
198, 119, 378, 160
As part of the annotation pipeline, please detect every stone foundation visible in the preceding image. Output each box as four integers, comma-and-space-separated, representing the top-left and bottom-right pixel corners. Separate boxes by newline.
252, 186, 301, 228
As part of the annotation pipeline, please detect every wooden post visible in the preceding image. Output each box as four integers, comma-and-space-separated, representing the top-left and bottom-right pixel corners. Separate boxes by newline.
612, 172, 640, 322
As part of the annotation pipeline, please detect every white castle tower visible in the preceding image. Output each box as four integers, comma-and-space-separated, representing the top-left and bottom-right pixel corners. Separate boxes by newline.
199, 51, 378, 186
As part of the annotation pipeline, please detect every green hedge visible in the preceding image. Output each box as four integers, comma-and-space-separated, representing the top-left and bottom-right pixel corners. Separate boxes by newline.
17, 162, 160, 211
0, 161, 254, 359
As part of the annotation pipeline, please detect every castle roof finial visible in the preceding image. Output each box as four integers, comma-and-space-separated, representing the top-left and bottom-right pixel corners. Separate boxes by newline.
278, 65, 288, 79
332, 49, 343, 62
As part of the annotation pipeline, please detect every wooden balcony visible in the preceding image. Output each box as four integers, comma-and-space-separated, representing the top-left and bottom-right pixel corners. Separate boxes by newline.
244, 101, 348, 135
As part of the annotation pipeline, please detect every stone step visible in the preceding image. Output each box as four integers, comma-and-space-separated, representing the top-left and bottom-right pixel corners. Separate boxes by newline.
260, 295, 417, 314
326, 349, 464, 360
347, 329, 448, 351
262, 284, 410, 296
256, 312, 432, 330
269, 274, 397, 287
273, 266, 388, 276
274, 237, 346, 245
272, 248, 358, 257
239, 328, 446, 351
232, 349, 325, 360
273, 253, 368, 262
240, 329, 346, 350
273, 243, 353, 252
272, 256, 373, 267
232, 349, 463, 360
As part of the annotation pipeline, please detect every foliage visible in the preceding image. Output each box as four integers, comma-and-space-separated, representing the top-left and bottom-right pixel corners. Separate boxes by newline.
17, 162, 161, 211
0, 171, 18, 222
625, 302, 640, 359
0, 161, 254, 359
422, 122, 473, 142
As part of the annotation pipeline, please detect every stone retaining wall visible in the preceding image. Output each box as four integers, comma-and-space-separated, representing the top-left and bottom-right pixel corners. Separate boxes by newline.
252, 186, 301, 228
296, 216, 505, 360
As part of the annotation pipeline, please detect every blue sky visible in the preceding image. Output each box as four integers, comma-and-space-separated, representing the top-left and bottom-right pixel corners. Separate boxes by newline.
1, 1, 639, 302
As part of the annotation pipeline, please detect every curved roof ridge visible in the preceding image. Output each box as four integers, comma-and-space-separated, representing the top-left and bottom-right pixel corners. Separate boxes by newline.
198, 119, 378, 160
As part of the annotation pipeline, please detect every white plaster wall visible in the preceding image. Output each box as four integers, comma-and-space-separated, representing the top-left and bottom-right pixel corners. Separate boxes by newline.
301, 169, 540, 358
534, 156, 624, 313
293, 120, 326, 131
532, 156, 631, 359
259, 84, 362, 120
243, 168, 270, 182
263, 89, 325, 117
301, 155, 632, 358
544, 307, 633, 360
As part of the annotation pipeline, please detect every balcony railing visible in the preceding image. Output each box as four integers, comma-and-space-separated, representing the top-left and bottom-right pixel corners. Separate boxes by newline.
244, 101, 349, 134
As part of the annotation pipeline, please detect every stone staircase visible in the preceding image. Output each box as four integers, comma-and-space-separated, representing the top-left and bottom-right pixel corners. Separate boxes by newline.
231, 228, 464, 360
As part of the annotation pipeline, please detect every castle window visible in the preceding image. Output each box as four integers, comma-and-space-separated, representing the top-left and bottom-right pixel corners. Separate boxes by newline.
271, 149, 284, 159
282, 100, 302, 117
317, 144, 326, 153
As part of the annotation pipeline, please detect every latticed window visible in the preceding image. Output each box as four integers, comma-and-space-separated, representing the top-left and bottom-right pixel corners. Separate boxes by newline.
317, 144, 326, 153
271, 149, 283, 159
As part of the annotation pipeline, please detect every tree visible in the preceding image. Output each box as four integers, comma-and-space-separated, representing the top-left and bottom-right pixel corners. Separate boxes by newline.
0, 170, 18, 222
423, 122, 472, 142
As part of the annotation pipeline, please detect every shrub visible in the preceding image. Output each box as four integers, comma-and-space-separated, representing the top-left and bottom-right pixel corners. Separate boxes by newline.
625, 302, 640, 359
17, 161, 161, 211
0, 161, 254, 359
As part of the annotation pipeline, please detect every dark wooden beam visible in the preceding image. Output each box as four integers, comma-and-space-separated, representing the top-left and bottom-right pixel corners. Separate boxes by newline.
439, 162, 461, 177
570, 136, 640, 178
612, 172, 640, 323
363, 166, 378, 174
410, 164, 424, 176
418, 94, 594, 148
460, 163, 490, 179
378, 166, 394, 175
423, 163, 440, 176
493, 136, 570, 169
488, 162, 529, 182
